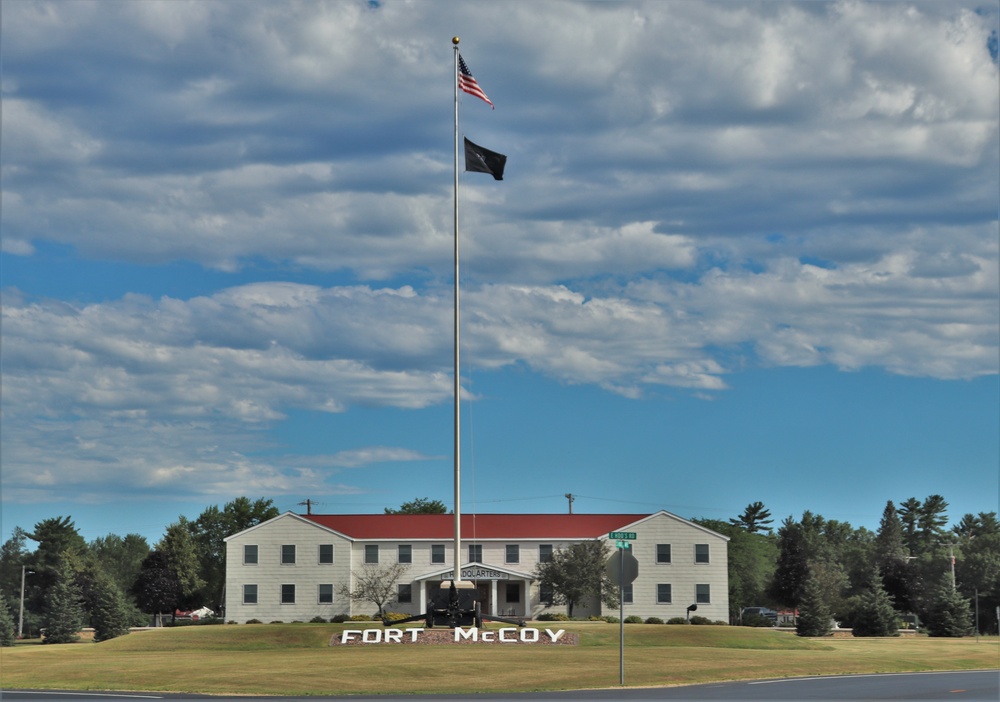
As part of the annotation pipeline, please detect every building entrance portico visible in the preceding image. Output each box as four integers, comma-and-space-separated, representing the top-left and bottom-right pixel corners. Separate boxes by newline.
414, 563, 534, 618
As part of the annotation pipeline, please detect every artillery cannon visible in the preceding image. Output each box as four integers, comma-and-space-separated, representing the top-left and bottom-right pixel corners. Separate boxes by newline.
381, 579, 526, 628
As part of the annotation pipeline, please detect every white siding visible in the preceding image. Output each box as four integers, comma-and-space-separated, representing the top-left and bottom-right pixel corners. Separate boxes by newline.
224, 513, 352, 623
609, 512, 729, 622
223, 510, 729, 624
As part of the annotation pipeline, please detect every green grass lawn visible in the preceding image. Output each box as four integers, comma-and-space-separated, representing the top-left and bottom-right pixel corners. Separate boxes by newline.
2, 623, 997, 697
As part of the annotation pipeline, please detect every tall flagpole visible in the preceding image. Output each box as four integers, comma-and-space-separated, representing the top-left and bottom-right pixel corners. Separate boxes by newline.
452, 36, 462, 587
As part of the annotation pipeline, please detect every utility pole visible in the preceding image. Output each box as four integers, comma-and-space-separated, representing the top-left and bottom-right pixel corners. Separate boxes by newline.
565, 493, 575, 514
298, 499, 313, 515
19, 565, 34, 639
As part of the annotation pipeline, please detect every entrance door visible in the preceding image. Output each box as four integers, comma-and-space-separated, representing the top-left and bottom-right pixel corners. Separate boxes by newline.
475, 582, 491, 615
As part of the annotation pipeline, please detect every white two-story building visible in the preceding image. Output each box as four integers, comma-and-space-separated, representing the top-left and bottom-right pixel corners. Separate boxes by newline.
223, 510, 729, 623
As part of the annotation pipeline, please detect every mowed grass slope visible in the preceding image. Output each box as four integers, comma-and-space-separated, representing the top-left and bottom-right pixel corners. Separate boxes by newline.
2, 623, 997, 697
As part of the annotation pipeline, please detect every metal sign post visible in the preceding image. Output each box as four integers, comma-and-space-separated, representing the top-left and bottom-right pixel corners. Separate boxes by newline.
606, 533, 638, 686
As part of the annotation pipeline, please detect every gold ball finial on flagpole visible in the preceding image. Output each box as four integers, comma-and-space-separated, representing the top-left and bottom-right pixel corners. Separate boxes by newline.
452, 36, 460, 45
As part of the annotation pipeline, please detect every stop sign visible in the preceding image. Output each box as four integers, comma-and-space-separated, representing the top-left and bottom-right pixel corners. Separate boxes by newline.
605, 549, 639, 585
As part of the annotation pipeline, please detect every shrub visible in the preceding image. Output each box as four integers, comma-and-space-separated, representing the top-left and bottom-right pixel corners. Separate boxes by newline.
603, 616, 620, 623
382, 612, 409, 622
644, 617, 664, 625
666, 617, 688, 624
349, 614, 372, 622
309, 616, 327, 624
537, 612, 570, 621
588, 616, 606, 622
713, 620, 728, 625
624, 615, 644, 624
199, 617, 224, 625
741, 613, 775, 627
246, 619, 262, 624
330, 614, 349, 623
269, 620, 284, 624
689, 615, 713, 625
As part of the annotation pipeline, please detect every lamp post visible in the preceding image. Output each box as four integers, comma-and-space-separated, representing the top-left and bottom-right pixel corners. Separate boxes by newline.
18, 565, 34, 639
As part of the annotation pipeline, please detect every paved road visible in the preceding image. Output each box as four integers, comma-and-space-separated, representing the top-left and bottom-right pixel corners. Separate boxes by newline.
4, 670, 998, 701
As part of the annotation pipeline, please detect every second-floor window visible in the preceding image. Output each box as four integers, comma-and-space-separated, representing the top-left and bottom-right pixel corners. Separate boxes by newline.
365, 544, 379, 564
281, 544, 296, 565
244, 544, 258, 564
656, 544, 671, 564
318, 544, 334, 564
398, 545, 412, 564
468, 544, 483, 563
431, 544, 446, 564
539, 544, 553, 563
505, 544, 519, 564
695, 544, 710, 564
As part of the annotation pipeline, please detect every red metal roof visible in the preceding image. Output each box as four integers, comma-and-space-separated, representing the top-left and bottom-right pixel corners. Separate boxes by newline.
301, 513, 649, 540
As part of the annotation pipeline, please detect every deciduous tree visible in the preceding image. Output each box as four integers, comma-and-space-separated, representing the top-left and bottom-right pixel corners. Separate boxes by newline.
337, 562, 410, 618
385, 498, 448, 514
533, 540, 617, 617
131, 551, 183, 627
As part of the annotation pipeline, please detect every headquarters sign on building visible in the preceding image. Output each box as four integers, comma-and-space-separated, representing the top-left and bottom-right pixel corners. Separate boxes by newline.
223, 511, 729, 623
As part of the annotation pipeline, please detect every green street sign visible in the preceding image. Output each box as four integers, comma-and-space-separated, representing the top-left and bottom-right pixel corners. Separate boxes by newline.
615, 540, 631, 549
609, 531, 636, 540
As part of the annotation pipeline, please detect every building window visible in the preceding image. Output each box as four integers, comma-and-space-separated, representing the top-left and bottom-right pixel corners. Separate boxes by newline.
505, 582, 520, 603
431, 544, 446, 564
244, 544, 258, 565
695, 544, 710, 564
623, 584, 633, 604
365, 544, 379, 564
656, 544, 671, 564
540, 584, 554, 604
281, 544, 296, 565
505, 544, 520, 564
319, 544, 334, 564
539, 544, 553, 563
696, 584, 711, 603
657, 584, 672, 604
318, 584, 333, 604
243, 584, 258, 604
468, 544, 482, 563
397, 584, 412, 604
281, 584, 295, 604
398, 545, 412, 564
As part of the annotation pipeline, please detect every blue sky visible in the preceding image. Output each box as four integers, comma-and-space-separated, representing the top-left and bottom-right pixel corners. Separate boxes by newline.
2, 0, 998, 547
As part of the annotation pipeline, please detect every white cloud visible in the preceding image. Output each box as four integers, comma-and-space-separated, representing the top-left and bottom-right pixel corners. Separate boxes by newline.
1, 0, 996, 507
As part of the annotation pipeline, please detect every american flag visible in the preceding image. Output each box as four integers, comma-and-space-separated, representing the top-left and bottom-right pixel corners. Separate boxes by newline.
458, 54, 494, 109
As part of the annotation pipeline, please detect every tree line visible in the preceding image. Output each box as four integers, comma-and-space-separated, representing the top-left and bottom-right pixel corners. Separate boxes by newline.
0, 497, 278, 644
693, 496, 998, 636
0, 494, 995, 644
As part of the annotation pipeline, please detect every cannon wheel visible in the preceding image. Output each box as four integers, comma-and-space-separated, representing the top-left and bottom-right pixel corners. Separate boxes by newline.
474, 601, 483, 628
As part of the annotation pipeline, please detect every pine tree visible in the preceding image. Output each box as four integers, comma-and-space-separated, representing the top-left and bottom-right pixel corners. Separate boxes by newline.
0, 591, 16, 646
851, 567, 900, 637
874, 500, 913, 612
42, 563, 86, 644
923, 582, 973, 637
795, 570, 832, 637
88, 578, 131, 642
